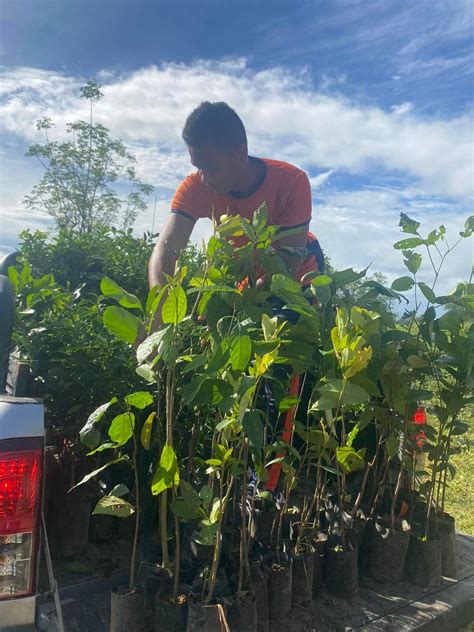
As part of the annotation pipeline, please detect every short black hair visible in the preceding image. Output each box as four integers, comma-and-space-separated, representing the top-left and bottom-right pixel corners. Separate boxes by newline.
182, 102, 247, 149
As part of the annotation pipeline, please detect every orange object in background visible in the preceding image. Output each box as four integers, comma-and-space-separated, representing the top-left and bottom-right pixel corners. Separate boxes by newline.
265, 374, 300, 492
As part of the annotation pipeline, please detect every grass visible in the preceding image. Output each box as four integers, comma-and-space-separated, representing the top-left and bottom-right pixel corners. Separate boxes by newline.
442, 411, 473, 535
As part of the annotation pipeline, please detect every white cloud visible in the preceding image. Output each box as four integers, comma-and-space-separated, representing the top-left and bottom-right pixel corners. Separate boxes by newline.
1, 61, 473, 200
0, 60, 472, 290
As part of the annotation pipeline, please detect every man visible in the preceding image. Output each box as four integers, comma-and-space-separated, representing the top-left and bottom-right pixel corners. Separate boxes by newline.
148, 101, 323, 291
148, 101, 323, 492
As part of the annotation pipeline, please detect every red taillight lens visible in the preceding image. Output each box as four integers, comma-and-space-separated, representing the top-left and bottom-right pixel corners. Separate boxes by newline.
413, 408, 427, 425
0, 449, 42, 598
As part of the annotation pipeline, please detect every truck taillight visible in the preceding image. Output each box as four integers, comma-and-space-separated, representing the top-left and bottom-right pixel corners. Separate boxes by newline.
0, 448, 42, 598
413, 408, 427, 425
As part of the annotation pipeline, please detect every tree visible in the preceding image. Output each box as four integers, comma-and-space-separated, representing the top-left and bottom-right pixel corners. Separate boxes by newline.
24, 81, 153, 233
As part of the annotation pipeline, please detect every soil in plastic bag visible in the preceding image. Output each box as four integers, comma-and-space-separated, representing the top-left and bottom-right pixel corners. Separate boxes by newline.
431, 512, 456, 578
155, 594, 187, 632
405, 536, 442, 587
268, 558, 293, 618
325, 540, 358, 598
369, 525, 410, 583
291, 552, 314, 607
186, 599, 229, 632
226, 592, 257, 632
358, 519, 374, 576
251, 574, 269, 632
312, 536, 326, 596
110, 586, 147, 632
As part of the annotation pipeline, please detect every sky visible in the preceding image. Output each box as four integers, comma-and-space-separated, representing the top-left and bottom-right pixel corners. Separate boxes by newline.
0, 0, 473, 292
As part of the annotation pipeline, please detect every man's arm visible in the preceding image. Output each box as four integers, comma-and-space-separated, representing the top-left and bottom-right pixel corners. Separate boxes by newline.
148, 213, 195, 289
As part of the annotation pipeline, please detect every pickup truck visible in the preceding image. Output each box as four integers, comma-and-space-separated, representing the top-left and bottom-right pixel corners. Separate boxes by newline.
0, 246, 45, 630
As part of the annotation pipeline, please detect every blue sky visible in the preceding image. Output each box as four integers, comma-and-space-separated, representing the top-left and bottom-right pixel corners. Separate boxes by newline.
1, 0, 473, 290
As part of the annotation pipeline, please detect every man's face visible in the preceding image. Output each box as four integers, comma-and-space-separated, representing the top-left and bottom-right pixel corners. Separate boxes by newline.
188, 143, 245, 195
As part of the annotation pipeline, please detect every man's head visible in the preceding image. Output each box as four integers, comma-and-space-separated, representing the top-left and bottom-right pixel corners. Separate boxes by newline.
182, 102, 248, 194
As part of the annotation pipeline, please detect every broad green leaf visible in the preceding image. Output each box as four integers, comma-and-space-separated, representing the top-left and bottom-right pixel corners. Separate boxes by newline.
80, 398, 117, 449
407, 355, 430, 368
262, 313, 277, 342
125, 391, 153, 409
108, 412, 135, 445
242, 410, 263, 451
136, 364, 155, 383
333, 267, 367, 289
69, 458, 125, 492
151, 445, 179, 496
336, 446, 366, 473
391, 276, 415, 291
229, 334, 252, 371
100, 277, 142, 310
278, 396, 300, 412
408, 389, 433, 402
161, 286, 187, 325
393, 237, 425, 250
103, 305, 141, 344
171, 480, 202, 520
136, 329, 168, 363
399, 212, 420, 234
402, 250, 422, 274
418, 282, 436, 303
93, 495, 135, 518
270, 274, 302, 294
140, 412, 156, 450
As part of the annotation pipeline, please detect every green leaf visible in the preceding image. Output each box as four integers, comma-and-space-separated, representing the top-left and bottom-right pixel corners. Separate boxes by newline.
333, 267, 367, 289
408, 389, 433, 402
311, 378, 369, 411
171, 480, 202, 520
110, 484, 129, 497
402, 250, 422, 274
336, 446, 366, 473
391, 276, 415, 291
124, 391, 153, 409
252, 201, 268, 232
140, 412, 156, 450
394, 237, 424, 250
262, 313, 277, 342
385, 432, 399, 458
270, 274, 302, 294
69, 458, 125, 492
108, 412, 135, 445
151, 445, 180, 496
418, 282, 436, 303
103, 305, 141, 344
407, 355, 430, 368
161, 286, 187, 325
229, 334, 252, 371
93, 495, 135, 518
136, 364, 155, 383
100, 277, 142, 310
399, 212, 420, 234
278, 397, 300, 412
80, 398, 117, 449
136, 329, 168, 364
460, 215, 473, 238
242, 410, 263, 451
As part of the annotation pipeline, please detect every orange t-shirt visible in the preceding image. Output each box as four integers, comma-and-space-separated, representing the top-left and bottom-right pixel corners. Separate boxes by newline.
171, 157, 318, 281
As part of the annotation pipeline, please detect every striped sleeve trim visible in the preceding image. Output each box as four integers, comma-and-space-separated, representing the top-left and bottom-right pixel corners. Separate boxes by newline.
277, 220, 311, 232
171, 209, 197, 223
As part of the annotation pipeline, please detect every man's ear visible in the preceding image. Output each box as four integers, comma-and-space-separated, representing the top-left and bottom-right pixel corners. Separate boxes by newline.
235, 143, 248, 164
